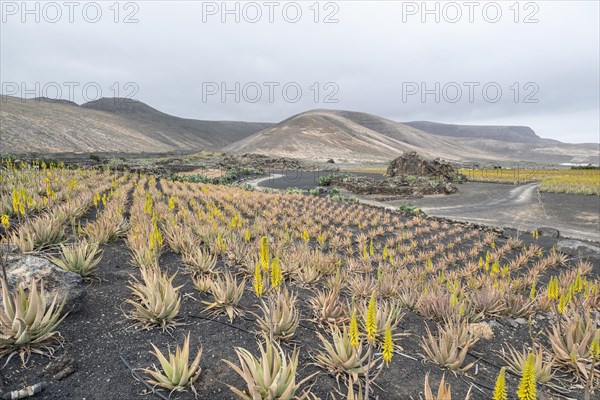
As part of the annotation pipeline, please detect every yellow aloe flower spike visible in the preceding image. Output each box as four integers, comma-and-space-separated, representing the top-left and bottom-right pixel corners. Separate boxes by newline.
557, 293, 568, 314
270, 257, 282, 291
349, 310, 359, 348
301, 229, 310, 244
365, 291, 377, 343
260, 236, 269, 272
493, 368, 507, 400
382, 322, 393, 366
590, 331, 600, 361
517, 353, 537, 400
253, 262, 263, 297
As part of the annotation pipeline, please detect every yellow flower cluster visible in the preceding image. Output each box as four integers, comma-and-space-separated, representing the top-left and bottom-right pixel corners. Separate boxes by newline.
253, 262, 263, 297
260, 236, 270, 272
149, 222, 163, 251
590, 332, 600, 361
382, 322, 393, 366
270, 257, 282, 291
0, 215, 9, 229
168, 195, 177, 210
301, 229, 310, 244
11, 187, 29, 216
229, 212, 243, 229
365, 292, 377, 344
349, 311, 359, 348
144, 192, 154, 215
547, 277, 559, 300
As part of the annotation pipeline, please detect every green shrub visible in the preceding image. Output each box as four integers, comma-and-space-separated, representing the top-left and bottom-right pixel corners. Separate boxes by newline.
318, 175, 332, 186
397, 204, 417, 214
285, 187, 304, 195
453, 175, 465, 184
571, 164, 599, 170
330, 194, 357, 203
406, 175, 417, 184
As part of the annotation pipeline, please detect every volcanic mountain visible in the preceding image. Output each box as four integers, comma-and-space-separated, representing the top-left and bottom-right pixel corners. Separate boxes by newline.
225, 110, 504, 163
1, 97, 597, 164
404, 121, 599, 164
0, 96, 271, 154
225, 109, 599, 164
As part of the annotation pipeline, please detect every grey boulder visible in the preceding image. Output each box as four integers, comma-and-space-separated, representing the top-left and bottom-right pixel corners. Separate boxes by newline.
3, 255, 86, 314
537, 227, 560, 238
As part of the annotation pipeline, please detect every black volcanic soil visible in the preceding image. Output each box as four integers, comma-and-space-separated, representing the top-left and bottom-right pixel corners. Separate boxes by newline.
2, 228, 597, 400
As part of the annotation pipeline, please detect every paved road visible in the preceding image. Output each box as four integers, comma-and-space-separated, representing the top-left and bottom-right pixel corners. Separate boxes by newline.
251, 175, 600, 242
253, 170, 385, 190
385, 182, 600, 242
247, 173, 285, 188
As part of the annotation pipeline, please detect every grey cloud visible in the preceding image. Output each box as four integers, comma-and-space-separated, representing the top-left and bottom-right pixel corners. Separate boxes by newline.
1, 0, 598, 143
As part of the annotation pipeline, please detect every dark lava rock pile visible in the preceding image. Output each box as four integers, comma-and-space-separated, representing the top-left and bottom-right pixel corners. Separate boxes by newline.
215, 153, 306, 171
387, 151, 464, 182
333, 152, 464, 199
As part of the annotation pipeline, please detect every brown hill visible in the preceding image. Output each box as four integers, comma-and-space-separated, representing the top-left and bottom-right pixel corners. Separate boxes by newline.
0, 96, 271, 154
227, 109, 599, 164
2, 97, 597, 164
404, 121, 599, 164
403, 121, 541, 143
81, 98, 272, 148
225, 109, 501, 163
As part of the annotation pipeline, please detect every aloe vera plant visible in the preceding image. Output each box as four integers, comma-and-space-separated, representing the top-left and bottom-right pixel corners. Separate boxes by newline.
0, 278, 67, 365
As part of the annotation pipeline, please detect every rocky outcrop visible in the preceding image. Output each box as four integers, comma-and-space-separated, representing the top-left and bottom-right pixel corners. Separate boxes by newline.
331, 152, 461, 199
387, 151, 464, 182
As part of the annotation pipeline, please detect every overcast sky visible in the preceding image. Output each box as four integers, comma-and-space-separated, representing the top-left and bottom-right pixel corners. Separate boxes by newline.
1, 1, 599, 143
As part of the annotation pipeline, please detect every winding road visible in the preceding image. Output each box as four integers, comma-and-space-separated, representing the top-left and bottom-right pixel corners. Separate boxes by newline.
252, 173, 600, 242
385, 182, 600, 242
